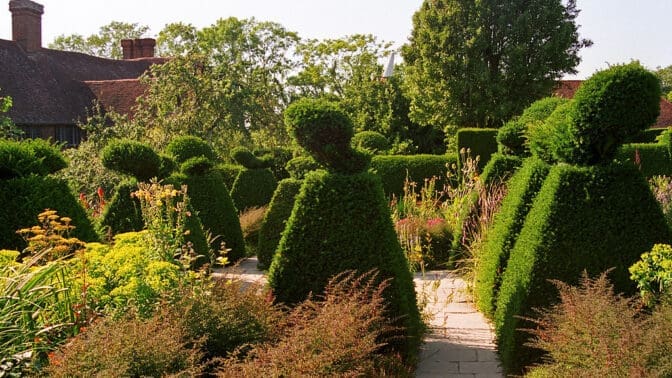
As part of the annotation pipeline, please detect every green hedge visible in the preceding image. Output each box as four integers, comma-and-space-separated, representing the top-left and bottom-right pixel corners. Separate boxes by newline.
456, 128, 498, 173
99, 178, 143, 236
351, 131, 390, 153
479, 153, 523, 187
214, 163, 243, 190
370, 154, 458, 198
167, 170, 245, 262
474, 157, 549, 318
631, 128, 667, 143
256, 178, 302, 270
616, 143, 672, 177
0, 176, 98, 250
267, 170, 422, 360
165, 135, 217, 164
0, 139, 57, 179
494, 163, 672, 374
101, 140, 161, 181
230, 168, 278, 212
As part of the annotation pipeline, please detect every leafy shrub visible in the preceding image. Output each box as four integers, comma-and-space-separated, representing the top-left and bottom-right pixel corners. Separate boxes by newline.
519, 96, 569, 125
100, 139, 161, 181
650, 175, 672, 227
630, 244, 672, 306
165, 135, 217, 164
231, 147, 268, 169
21, 138, 67, 175
168, 168, 245, 262
0, 139, 44, 179
494, 162, 672, 374
285, 156, 322, 180
257, 179, 302, 270
568, 62, 661, 164
0, 175, 97, 250
230, 168, 278, 212
474, 157, 550, 318
370, 154, 458, 198
497, 119, 527, 156
222, 271, 408, 377
99, 178, 143, 236
479, 153, 523, 187
352, 131, 390, 153
526, 101, 576, 164
215, 163, 243, 189
46, 311, 203, 377
180, 155, 214, 176
456, 128, 498, 172
616, 143, 672, 178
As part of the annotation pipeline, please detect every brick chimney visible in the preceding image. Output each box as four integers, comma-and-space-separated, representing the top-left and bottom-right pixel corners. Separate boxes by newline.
121, 38, 156, 59
9, 0, 44, 52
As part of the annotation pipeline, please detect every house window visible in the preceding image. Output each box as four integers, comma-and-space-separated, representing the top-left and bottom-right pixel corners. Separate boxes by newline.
18, 125, 83, 146
55, 125, 83, 146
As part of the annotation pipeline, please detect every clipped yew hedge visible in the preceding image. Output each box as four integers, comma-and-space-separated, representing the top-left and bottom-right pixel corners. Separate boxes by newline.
616, 142, 672, 178
99, 178, 143, 235
370, 154, 458, 198
479, 153, 523, 187
456, 128, 498, 172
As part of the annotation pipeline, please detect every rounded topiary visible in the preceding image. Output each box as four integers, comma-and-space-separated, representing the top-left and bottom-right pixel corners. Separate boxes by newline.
284, 156, 322, 180
231, 147, 268, 169
351, 131, 390, 154
101, 139, 161, 181
229, 168, 277, 212
256, 178, 302, 270
180, 156, 214, 176
165, 135, 217, 164
0, 139, 44, 179
215, 163, 243, 190
519, 97, 569, 124
526, 101, 576, 164
99, 178, 144, 236
568, 62, 661, 164
22, 138, 67, 174
284, 98, 370, 174
497, 119, 528, 156
254, 147, 293, 181
158, 154, 177, 179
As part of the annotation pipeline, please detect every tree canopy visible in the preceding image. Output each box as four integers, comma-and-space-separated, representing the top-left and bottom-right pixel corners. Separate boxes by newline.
402, 0, 592, 130
49, 21, 149, 59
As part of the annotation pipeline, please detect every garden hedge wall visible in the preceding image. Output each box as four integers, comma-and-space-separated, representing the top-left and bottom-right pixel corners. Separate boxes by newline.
474, 157, 549, 318
256, 178, 302, 270
370, 154, 458, 198
616, 142, 672, 177
456, 128, 498, 173
494, 162, 672, 374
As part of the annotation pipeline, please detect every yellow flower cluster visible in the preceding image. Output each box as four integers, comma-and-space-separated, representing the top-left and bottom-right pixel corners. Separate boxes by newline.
16, 209, 85, 261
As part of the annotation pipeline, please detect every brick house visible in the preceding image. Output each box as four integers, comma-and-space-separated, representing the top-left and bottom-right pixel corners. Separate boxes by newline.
0, 0, 165, 145
554, 80, 672, 128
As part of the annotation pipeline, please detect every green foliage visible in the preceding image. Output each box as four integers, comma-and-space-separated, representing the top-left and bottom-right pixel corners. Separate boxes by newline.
49, 21, 149, 59
474, 157, 550, 318
569, 62, 661, 164
215, 163, 243, 189
257, 178, 302, 270
231, 147, 268, 169
99, 178, 143, 236
456, 128, 499, 172
0, 93, 23, 140
157, 153, 177, 179
351, 131, 390, 154
402, 0, 590, 128
479, 153, 523, 188
526, 101, 576, 164
285, 156, 322, 180
268, 170, 422, 360
656, 65, 672, 100
101, 139, 161, 181
494, 163, 672, 373
169, 170, 246, 262
230, 169, 278, 212
370, 154, 458, 198
20, 138, 67, 175
253, 147, 293, 181
0, 176, 97, 250
616, 143, 672, 178
165, 135, 217, 164
0, 139, 45, 179
180, 156, 214, 176
630, 244, 672, 306
632, 128, 667, 144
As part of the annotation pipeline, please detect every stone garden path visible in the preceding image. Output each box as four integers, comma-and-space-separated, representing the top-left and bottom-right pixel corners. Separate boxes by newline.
216, 257, 503, 378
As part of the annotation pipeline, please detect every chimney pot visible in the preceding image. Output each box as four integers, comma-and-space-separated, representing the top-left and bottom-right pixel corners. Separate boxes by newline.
9, 0, 44, 52
121, 39, 134, 59
139, 38, 155, 58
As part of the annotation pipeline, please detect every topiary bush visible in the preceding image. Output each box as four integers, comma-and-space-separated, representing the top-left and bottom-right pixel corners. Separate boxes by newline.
370, 154, 458, 198
256, 178, 302, 270
474, 157, 550, 318
568, 62, 661, 164
285, 156, 322, 180
157, 153, 177, 179
494, 162, 672, 374
632, 128, 668, 144
526, 100, 576, 164
0, 139, 47, 179
215, 163, 243, 190
478, 153, 523, 188
230, 169, 277, 212
268, 99, 421, 361
180, 156, 214, 176
456, 128, 498, 173
231, 147, 269, 170
165, 135, 217, 164
21, 138, 67, 175
351, 131, 390, 154
616, 142, 672, 178
101, 139, 161, 181
253, 147, 293, 181
99, 178, 143, 236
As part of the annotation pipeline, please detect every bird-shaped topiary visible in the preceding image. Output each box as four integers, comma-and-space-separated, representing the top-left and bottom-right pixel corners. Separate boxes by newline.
229, 147, 277, 212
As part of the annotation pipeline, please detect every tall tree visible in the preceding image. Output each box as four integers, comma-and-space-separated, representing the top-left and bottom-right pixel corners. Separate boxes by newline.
49, 21, 149, 59
156, 22, 198, 57
656, 65, 672, 101
402, 0, 592, 131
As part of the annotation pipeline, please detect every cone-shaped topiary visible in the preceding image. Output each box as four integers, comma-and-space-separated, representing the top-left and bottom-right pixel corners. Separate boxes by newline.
101, 139, 161, 181
268, 99, 421, 361
0, 138, 67, 179
165, 135, 217, 164
229, 147, 278, 211
99, 178, 144, 236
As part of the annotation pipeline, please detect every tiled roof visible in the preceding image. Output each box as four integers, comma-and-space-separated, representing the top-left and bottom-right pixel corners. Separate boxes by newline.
554, 80, 672, 128
84, 79, 148, 119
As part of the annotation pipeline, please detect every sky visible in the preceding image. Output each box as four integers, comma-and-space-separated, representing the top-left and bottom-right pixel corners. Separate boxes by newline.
1, 0, 671, 79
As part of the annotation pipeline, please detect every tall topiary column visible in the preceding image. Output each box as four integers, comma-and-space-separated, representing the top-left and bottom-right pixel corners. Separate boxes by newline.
267, 98, 422, 361
229, 147, 278, 212
493, 63, 672, 373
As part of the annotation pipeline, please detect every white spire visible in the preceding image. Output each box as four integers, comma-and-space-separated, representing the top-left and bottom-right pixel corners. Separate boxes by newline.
382, 52, 395, 78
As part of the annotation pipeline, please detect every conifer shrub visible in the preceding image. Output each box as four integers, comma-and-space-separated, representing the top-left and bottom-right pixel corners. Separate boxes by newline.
21, 138, 67, 174
370, 154, 458, 198
568, 62, 661, 164
526, 101, 576, 164
632, 128, 667, 143
231, 147, 269, 169
256, 178, 302, 270
165, 135, 217, 163
230, 147, 278, 211
351, 130, 390, 153
157, 153, 177, 179
497, 119, 527, 156
456, 128, 498, 172
99, 178, 143, 235
520, 96, 569, 125
284, 156, 322, 180
268, 98, 421, 361
0, 175, 97, 250
253, 147, 293, 181
101, 139, 161, 181
479, 153, 523, 188
494, 162, 672, 373
215, 163, 243, 189
0, 139, 46, 179
181, 156, 214, 176
474, 157, 549, 318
